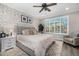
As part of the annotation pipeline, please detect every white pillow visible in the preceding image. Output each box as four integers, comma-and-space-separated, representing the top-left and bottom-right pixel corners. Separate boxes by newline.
22, 29, 30, 35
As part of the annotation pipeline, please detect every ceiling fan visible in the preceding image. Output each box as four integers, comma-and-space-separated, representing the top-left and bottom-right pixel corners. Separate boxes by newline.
33, 3, 57, 13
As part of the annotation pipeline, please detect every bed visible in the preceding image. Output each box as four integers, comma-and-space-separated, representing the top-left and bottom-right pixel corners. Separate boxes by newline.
16, 34, 55, 56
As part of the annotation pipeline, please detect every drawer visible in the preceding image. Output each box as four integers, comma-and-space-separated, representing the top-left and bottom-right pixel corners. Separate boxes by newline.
2, 41, 13, 46
2, 43, 13, 50
2, 39, 11, 44
3, 39, 15, 44
1, 37, 16, 52
7, 44, 13, 49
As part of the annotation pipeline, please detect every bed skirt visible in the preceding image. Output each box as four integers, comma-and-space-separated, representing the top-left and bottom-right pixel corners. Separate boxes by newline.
16, 40, 55, 56
16, 41, 35, 56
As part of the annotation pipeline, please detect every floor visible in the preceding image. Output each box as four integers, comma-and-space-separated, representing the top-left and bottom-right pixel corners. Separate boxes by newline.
1, 40, 79, 56
0, 47, 28, 56
61, 42, 79, 56
46, 40, 79, 56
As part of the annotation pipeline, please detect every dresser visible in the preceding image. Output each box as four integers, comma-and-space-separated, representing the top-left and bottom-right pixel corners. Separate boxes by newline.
0, 36, 16, 52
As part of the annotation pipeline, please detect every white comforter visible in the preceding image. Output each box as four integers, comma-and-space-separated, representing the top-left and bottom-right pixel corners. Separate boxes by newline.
17, 34, 55, 56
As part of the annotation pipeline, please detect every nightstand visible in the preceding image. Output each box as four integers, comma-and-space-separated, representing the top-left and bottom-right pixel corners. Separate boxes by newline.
0, 36, 16, 52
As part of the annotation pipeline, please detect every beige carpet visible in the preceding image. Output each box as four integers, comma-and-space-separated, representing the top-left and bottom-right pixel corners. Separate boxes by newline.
0, 47, 28, 56
46, 40, 63, 56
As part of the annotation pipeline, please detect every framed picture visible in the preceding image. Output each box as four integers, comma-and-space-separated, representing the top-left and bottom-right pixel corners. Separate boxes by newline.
21, 15, 32, 23
27, 17, 32, 23
21, 15, 28, 23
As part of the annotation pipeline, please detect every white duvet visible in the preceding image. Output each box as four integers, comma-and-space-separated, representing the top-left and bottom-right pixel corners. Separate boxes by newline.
17, 34, 55, 56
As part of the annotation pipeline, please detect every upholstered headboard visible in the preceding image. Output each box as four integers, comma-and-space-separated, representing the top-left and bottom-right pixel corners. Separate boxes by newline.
16, 25, 37, 35
22, 27, 37, 35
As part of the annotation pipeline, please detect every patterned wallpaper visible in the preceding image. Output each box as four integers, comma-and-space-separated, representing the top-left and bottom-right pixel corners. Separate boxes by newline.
0, 4, 27, 34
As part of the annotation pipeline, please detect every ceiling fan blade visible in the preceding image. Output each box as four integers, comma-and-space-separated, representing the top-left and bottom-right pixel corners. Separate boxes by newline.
45, 8, 51, 12
33, 6, 42, 7
47, 3, 57, 7
39, 7, 44, 13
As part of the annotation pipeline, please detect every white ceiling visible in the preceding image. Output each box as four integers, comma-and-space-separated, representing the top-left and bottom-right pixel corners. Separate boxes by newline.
3, 3, 79, 20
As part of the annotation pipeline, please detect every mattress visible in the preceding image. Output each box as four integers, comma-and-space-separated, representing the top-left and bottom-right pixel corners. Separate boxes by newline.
16, 34, 55, 56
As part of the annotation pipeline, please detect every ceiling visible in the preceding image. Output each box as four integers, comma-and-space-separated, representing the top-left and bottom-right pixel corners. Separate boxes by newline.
3, 3, 79, 20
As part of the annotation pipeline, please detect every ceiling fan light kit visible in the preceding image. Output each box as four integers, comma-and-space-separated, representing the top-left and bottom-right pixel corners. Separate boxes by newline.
33, 3, 57, 13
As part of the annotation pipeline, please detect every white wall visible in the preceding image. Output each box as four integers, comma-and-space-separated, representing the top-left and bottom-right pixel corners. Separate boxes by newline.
69, 12, 79, 35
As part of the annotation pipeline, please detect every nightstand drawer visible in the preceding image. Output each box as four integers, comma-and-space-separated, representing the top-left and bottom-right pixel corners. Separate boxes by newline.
0, 37, 16, 52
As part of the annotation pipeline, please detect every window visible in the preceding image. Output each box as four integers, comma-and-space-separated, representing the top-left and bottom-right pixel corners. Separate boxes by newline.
42, 16, 69, 35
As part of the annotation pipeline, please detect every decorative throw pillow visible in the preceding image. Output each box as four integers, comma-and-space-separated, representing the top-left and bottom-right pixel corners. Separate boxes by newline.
22, 27, 38, 35
22, 29, 30, 35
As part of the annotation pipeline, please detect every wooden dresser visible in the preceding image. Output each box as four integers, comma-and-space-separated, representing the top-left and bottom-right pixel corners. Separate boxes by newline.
0, 36, 16, 52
